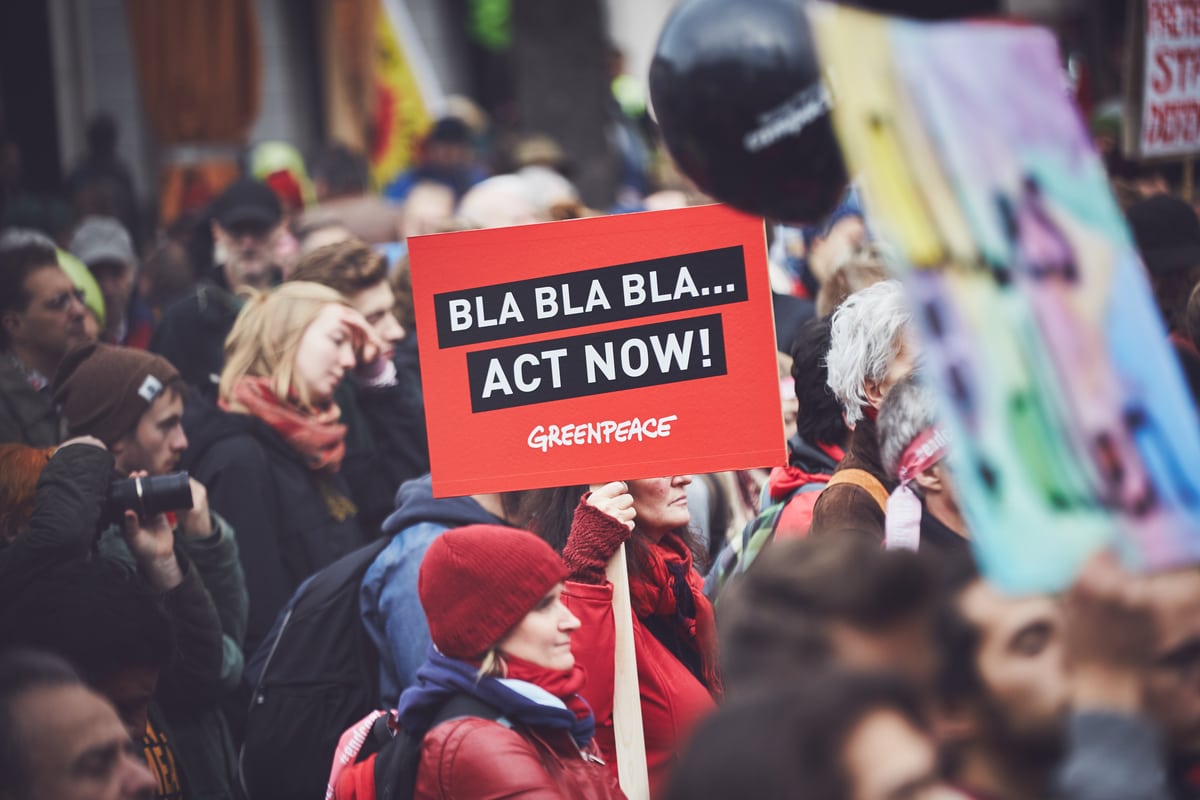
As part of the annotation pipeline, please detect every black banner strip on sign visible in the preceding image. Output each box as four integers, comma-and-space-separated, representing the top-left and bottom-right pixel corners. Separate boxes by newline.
434, 246, 747, 348
466, 314, 728, 412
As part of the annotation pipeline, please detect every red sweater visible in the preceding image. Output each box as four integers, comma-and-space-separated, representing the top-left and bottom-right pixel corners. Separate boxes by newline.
563, 580, 716, 799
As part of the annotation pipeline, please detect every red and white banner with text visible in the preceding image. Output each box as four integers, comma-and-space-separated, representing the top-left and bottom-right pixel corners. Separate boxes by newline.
1139, 0, 1200, 158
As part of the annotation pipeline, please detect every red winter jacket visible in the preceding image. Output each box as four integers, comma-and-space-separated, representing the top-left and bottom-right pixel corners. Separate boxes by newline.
563, 581, 716, 799
332, 717, 624, 800
416, 717, 624, 800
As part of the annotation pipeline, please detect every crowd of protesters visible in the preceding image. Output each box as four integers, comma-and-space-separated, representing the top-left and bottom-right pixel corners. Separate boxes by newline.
2, 73, 1200, 800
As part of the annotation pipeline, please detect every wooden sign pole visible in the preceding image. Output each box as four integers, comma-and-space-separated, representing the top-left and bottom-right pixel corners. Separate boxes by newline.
606, 543, 650, 800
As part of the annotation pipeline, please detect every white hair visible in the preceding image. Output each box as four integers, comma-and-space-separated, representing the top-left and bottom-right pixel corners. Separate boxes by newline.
457, 175, 538, 229
878, 373, 939, 480
825, 279, 912, 426
517, 166, 579, 216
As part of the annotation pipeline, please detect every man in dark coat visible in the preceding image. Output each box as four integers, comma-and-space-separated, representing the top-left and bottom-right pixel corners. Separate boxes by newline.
0, 232, 90, 446
150, 178, 284, 400
52, 341, 246, 800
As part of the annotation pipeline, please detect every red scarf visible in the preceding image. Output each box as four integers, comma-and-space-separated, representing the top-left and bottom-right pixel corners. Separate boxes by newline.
222, 377, 347, 473
629, 533, 723, 698
503, 654, 593, 725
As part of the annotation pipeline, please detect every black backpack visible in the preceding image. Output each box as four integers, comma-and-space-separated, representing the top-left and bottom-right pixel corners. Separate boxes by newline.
239, 538, 389, 800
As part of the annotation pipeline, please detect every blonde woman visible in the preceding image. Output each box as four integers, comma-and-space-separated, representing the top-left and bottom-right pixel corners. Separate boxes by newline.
186, 281, 382, 652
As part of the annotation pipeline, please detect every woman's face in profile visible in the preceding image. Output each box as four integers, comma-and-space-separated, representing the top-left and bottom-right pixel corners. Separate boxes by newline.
627, 476, 693, 541
498, 583, 580, 672
293, 304, 357, 406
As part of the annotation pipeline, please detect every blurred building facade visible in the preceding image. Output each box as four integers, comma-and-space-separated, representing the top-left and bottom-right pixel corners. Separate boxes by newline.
0, 0, 1127, 231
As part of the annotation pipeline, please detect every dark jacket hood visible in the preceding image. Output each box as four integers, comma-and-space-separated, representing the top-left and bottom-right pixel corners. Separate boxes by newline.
381, 474, 505, 537
787, 435, 843, 475
148, 281, 241, 402
180, 394, 272, 472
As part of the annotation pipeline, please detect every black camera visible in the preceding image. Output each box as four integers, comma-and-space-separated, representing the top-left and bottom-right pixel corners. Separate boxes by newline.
108, 472, 193, 520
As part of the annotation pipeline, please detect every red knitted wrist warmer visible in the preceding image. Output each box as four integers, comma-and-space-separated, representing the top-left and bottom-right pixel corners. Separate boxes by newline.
563, 498, 631, 584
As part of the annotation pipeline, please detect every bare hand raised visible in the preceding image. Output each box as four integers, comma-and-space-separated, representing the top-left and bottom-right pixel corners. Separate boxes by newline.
120, 471, 183, 591
587, 481, 636, 531
337, 305, 387, 365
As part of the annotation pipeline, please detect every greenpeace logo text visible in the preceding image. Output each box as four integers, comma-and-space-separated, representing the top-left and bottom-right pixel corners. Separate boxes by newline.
528, 414, 679, 453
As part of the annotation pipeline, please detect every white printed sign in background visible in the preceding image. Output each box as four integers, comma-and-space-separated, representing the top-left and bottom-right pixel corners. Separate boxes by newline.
1139, 0, 1200, 158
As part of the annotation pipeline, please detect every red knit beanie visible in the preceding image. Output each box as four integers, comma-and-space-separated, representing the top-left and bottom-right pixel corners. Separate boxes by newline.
418, 525, 568, 660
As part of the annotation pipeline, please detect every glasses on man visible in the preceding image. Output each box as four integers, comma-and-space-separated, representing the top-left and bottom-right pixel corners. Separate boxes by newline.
43, 288, 86, 313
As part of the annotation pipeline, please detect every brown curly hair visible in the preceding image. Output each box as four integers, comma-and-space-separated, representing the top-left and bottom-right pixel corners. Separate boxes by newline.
289, 239, 387, 298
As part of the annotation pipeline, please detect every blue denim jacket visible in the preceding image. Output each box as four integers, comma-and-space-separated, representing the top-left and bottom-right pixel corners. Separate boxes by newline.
360, 520, 449, 706
358, 475, 505, 707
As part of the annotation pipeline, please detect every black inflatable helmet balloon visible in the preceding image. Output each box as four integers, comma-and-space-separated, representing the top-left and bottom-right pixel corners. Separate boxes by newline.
844, 0, 1000, 19
649, 0, 847, 225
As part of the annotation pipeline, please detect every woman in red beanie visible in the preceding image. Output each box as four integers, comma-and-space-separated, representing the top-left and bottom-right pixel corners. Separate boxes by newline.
562, 477, 719, 798
332, 524, 625, 800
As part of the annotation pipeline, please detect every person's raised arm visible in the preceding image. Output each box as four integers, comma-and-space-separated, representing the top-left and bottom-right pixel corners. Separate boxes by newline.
2, 438, 112, 590
562, 481, 635, 584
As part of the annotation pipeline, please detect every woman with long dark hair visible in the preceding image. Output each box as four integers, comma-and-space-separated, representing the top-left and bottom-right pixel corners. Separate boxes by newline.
562, 476, 720, 798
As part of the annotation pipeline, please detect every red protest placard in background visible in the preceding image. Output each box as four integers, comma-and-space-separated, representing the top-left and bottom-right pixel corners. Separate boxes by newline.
409, 204, 785, 497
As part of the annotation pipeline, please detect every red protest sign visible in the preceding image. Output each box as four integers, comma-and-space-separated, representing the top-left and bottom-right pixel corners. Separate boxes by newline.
1138, 0, 1200, 157
409, 204, 785, 497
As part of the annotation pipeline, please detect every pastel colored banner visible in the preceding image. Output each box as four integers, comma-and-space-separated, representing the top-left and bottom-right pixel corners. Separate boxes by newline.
809, 2, 1200, 592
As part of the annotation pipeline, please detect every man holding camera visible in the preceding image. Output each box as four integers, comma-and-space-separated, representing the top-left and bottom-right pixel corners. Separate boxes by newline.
52, 341, 248, 800
52, 343, 244, 604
